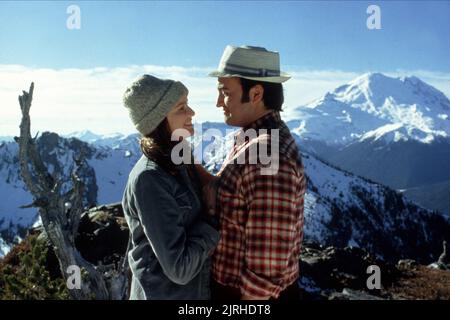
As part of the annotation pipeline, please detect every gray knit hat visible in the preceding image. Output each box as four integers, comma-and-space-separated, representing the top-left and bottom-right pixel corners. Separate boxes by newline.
123, 75, 188, 136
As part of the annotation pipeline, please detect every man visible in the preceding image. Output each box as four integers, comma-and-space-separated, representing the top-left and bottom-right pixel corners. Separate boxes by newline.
198, 45, 306, 300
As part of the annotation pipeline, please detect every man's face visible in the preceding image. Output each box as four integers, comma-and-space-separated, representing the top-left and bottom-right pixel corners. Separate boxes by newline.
216, 77, 253, 127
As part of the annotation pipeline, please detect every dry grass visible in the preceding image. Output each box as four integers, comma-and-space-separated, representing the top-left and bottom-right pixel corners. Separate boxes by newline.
387, 266, 450, 300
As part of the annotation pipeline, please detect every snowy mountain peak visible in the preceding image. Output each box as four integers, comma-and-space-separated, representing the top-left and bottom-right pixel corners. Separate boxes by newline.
333, 72, 394, 101
333, 72, 450, 113
65, 130, 103, 142
292, 73, 450, 145
352, 72, 391, 85
66, 130, 127, 140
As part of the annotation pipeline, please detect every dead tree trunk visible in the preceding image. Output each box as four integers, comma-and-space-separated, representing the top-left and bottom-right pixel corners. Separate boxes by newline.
17, 83, 128, 299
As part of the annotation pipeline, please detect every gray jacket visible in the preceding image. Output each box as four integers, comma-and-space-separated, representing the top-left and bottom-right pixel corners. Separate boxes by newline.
122, 155, 219, 300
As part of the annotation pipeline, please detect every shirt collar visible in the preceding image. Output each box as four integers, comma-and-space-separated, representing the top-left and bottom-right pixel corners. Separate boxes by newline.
232, 111, 282, 148
243, 110, 281, 131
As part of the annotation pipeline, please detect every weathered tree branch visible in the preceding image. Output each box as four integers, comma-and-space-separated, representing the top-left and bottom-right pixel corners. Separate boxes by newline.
17, 82, 128, 299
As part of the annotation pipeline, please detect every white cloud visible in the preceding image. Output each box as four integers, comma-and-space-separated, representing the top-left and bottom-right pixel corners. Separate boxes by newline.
1, 65, 449, 136
0, 64, 219, 136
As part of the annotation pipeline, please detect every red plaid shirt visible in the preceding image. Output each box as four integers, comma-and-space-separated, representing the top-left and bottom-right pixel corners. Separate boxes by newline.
212, 111, 306, 298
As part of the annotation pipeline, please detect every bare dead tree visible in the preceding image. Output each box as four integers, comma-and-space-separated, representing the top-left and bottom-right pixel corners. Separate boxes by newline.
17, 82, 128, 299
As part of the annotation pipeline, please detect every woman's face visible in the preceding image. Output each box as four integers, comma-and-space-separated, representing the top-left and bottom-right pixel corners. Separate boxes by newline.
166, 93, 195, 137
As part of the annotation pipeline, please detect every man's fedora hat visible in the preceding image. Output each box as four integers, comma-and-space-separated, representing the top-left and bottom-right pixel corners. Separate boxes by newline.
209, 45, 291, 83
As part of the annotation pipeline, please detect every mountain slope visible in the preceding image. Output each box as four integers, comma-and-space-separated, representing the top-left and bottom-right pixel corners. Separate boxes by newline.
328, 136, 450, 189
402, 180, 450, 216
0, 129, 448, 263
301, 151, 449, 263
0, 132, 141, 256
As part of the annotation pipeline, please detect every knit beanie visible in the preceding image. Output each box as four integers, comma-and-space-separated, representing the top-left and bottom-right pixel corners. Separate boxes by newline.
123, 75, 188, 136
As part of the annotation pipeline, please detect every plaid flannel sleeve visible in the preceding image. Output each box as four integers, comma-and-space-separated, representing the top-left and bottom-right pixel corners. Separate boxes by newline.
239, 161, 303, 298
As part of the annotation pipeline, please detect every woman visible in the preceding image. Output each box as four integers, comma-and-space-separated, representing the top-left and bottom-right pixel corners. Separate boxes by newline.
122, 75, 219, 300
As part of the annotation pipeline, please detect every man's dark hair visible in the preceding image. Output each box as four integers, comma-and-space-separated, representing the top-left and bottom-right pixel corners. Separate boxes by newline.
239, 78, 284, 111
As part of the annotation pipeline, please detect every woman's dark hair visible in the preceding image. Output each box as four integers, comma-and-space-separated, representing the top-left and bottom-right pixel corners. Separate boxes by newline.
239, 78, 284, 111
140, 118, 196, 177
140, 119, 180, 175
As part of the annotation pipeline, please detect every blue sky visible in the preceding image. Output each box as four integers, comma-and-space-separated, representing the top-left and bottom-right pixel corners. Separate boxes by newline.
0, 1, 449, 135
1, 1, 449, 71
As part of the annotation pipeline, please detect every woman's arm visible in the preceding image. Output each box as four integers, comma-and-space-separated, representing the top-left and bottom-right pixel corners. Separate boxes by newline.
132, 170, 219, 285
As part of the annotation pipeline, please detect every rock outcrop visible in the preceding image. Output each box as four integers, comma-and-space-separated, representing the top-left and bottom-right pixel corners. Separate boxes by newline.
1, 202, 449, 300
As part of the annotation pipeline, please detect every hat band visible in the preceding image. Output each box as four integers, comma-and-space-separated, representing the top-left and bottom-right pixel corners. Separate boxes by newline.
223, 63, 280, 77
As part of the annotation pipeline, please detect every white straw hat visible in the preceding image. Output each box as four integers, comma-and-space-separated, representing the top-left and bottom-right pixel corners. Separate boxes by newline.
209, 45, 291, 83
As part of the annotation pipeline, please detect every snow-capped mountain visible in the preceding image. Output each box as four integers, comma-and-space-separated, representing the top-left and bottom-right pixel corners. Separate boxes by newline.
288, 72, 450, 145
64, 130, 105, 143
0, 132, 142, 256
287, 73, 450, 216
0, 141, 36, 248
1, 122, 449, 262
63, 130, 133, 148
